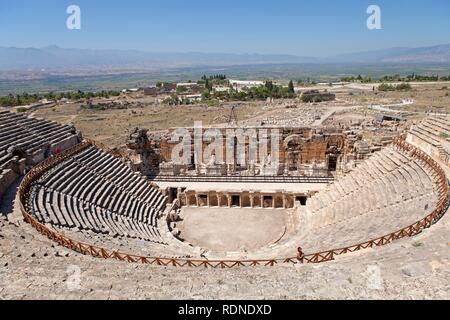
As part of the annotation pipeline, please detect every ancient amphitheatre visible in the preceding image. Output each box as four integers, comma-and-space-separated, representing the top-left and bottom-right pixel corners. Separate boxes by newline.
1, 81, 450, 300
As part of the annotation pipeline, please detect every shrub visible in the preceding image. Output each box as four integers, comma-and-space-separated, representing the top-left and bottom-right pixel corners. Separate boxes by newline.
412, 242, 424, 248
378, 83, 411, 92
378, 83, 395, 91
396, 83, 412, 91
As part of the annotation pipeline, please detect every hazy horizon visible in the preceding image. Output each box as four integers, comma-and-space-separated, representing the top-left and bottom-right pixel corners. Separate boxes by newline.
2, 0, 450, 93
1, 42, 450, 57
1, 0, 450, 56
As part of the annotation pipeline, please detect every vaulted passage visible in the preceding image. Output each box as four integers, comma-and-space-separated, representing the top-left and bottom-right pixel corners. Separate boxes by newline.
231, 195, 240, 207
297, 196, 307, 206
263, 196, 273, 208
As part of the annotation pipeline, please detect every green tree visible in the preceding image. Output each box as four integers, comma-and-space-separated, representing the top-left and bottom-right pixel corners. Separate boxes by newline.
288, 80, 295, 94
265, 81, 274, 92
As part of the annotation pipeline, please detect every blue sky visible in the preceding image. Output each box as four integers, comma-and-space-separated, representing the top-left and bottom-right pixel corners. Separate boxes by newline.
1, 0, 449, 56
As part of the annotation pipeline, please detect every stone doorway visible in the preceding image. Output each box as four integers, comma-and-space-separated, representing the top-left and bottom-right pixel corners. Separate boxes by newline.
263, 196, 273, 208
242, 195, 251, 208
168, 188, 178, 203
198, 195, 208, 207
296, 196, 307, 206
274, 196, 284, 208
328, 155, 338, 172
231, 195, 240, 207
219, 194, 228, 207
209, 194, 218, 207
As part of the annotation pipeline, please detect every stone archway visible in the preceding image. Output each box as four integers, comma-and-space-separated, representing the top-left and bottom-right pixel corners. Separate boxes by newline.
284, 134, 304, 171
274, 196, 284, 208
326, 146, 341, 172
285, 195, 294, 208
242, 194, 251, 208
326, 136, 344, 172
198, 195, 208, 207
253, 195, 261, 208
187, 194, 197, 206
296, 196, 308, 206
231, 195, 240, 207
209, 193, 218, 207
263, 196, 273, 208
219, 194, 228, 207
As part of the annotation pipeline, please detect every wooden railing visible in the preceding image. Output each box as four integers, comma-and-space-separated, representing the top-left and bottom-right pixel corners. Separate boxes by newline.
18, 138, 450, 268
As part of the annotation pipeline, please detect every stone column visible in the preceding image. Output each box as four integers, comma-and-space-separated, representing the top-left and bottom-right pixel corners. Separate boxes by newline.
177, 187, 183, 202
186, 192, 192, 207
195, 194, 199, 207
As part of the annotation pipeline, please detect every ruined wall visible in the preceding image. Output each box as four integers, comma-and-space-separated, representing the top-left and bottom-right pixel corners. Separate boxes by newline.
127, 127, 371, 177
159, 128, 331, 164
299, 140, 328, 164
0, 169, 19, 201
0, 157, 26, 201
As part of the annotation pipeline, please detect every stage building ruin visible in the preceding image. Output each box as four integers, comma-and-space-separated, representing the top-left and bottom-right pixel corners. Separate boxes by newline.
125, 126, 377, 178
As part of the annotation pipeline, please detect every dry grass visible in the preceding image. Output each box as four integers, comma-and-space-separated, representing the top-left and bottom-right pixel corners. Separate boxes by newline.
31, 83, 450, 148
33, 97, 263, 148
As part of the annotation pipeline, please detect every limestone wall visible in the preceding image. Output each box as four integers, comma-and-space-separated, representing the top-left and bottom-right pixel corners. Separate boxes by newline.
154, 128, 347, 174
406, 133, 440, 159
0, 169, 18, 201
180, 190, 309, 209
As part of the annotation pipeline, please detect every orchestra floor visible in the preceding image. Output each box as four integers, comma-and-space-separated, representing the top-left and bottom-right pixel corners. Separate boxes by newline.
178, 207, 289, 254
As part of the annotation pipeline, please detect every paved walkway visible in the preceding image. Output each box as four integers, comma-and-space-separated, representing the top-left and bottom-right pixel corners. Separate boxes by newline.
312, 99, 416, 126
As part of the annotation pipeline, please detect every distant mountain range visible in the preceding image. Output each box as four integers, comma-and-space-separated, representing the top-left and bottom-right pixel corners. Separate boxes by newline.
334, 44, 450, 63
0, 44, 450, 71
0, 46, 317, 71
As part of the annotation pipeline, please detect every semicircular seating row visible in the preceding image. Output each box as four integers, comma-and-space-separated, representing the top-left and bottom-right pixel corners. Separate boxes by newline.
1, 109, 81, 200
0, 109, 78, 161
408, 116, 450, 148
28, 145, 198, 258
407, 116, 450, 164
27, 142, 444, 261
248, 145, 441, 259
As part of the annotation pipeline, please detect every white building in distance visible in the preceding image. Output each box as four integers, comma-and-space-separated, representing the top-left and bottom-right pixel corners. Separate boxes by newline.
229, 79, 265, 92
